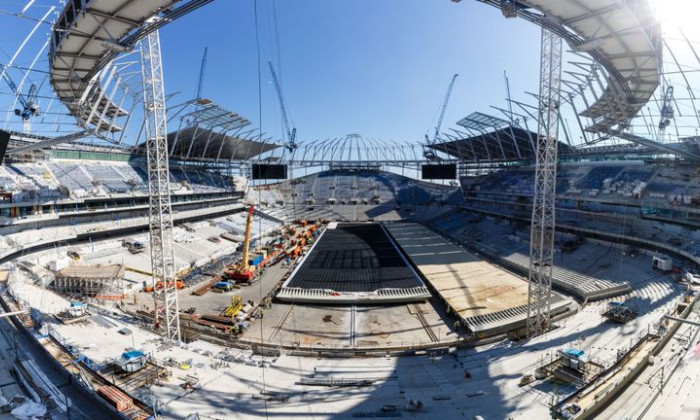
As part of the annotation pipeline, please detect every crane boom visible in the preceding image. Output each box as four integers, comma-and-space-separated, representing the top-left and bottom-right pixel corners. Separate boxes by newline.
267, 61, 296, 149
1, 64, 39, 132
0, 64, 30, 109
504, 70, 514, 123
241, 204, 255, 271
431, 73, 458, 144
196, 47, 208, 100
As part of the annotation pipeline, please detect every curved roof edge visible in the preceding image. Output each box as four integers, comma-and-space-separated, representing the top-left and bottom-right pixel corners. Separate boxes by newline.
477, 0, 662, 133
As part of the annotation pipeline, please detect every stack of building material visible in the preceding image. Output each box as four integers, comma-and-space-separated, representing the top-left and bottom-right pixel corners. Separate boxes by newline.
97, 385, 133, 412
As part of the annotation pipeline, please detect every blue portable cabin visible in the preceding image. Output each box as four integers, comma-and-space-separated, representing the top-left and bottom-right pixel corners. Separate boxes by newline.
68, 302, 88, 316
563, 348, 584, 358
248, 254, 263, 267
560, 348, 589, 371
117, 350, 147, 373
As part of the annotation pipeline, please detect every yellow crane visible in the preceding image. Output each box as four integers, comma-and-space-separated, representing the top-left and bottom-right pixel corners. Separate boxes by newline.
227, 204, 256, 281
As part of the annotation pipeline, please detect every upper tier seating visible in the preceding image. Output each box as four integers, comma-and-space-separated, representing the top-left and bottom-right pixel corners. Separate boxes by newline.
247, 170, 463, 220
0, 161, 232, 202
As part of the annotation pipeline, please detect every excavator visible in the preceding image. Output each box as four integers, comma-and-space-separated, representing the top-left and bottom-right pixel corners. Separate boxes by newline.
225, 205, 257, 282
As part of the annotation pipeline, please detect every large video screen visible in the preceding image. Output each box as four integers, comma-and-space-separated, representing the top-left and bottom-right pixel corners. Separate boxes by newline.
0, 130, 9, 165
252, 164, 288, 180
421, 164, 456, 180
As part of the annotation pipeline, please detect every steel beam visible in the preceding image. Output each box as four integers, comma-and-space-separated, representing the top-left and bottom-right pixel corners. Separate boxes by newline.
6, 130, 89, 154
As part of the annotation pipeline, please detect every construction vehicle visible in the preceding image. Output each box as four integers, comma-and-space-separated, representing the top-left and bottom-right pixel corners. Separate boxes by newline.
122, 238, 145, 254
144, 280, 184, 292
602, 301, 636, 323
227, 205, 257, 282
127, 241, 145, 254
213, 282, 234, 292
284, 244, 302, 259
220, 295, 242, 318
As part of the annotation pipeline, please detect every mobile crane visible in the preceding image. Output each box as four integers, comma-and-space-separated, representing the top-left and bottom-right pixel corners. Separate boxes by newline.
226, 205, 257, 282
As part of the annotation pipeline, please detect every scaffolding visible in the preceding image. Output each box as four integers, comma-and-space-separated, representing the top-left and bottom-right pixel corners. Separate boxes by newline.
52, 264, 125, 297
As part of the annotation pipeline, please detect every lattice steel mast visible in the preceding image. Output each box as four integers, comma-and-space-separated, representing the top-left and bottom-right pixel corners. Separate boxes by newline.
527, 27, 562, 338
140, 29, 181, 341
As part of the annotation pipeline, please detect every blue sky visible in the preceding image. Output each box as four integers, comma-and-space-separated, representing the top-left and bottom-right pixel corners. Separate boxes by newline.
1, 1, 699, 146
159, 0, 542, 144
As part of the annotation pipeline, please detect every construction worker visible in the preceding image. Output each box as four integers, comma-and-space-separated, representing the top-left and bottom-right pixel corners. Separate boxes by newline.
453, 320, 460, 331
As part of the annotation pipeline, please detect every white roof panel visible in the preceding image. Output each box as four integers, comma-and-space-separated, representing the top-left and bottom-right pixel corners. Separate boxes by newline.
49, 0, 662, 139
519, 0, 661, 132
50, 0, 180, 132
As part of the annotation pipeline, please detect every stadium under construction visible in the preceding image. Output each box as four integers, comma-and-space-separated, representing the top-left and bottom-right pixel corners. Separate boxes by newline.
0, 0, 699, 419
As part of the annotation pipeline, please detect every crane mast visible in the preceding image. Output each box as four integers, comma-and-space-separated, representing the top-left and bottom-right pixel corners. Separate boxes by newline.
140, 29, 180, 341
527, 27, 562, 338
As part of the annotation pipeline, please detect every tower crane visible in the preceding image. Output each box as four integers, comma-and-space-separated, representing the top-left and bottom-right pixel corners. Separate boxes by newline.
0, 64, 40, 133
267, 62, 297, 152
527, 27, 562, 339
658, 85, 674, 139
424, 73, 458, 160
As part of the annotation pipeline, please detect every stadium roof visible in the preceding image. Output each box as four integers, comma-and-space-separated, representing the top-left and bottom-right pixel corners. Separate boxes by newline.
457, 112, 510, 132
164, 127, 279, 161
175, 99, 252, 130
259, 134, 427, 165
50, 0, 181, 133
431, 124, 574, 162
156, 99, 276, 162
479, 0, 661, 135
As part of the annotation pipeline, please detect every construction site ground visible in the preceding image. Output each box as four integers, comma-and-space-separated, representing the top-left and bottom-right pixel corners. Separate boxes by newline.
238, 298, 460, 348
174, 262, 290, 315
19, 274, 684, 420
0, 216, 691, 419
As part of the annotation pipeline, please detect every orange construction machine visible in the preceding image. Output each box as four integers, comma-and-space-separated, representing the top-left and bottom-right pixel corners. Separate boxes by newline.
144, 280, 184, 293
